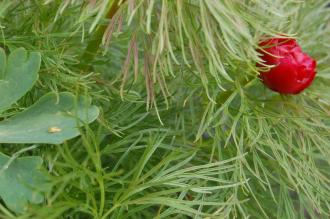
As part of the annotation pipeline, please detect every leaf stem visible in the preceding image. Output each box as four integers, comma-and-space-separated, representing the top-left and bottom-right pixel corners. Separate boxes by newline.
80, 0, 123, 70
0, 203, 15, 218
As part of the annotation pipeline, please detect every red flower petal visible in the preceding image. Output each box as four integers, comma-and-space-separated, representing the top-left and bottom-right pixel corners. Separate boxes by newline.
258, 37, 317, 94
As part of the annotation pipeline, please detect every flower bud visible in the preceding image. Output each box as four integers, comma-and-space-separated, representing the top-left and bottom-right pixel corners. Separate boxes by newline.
258, 38, 316, 94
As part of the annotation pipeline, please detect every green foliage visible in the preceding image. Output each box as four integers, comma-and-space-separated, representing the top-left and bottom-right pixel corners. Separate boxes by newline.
0, 152, 47, 213
0, 47, 99, 145
0, 92, 99, 144
0, 38, 99, 214
0, 48, 40, 113
0, 0, 329, 218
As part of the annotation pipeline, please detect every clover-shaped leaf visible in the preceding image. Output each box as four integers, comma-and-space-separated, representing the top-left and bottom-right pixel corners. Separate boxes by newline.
0, 92, 99, 144
0, 48, 41, 113
0, 153, 48, 213
0, 48, 100, 213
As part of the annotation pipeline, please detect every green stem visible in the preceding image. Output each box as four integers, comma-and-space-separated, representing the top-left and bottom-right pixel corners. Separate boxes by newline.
0, 203, 15, 218
80, 0, 123, 70
98, 176, 106, 216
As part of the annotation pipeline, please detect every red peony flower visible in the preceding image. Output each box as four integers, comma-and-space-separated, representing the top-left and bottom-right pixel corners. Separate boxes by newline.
258, 37, 317, 94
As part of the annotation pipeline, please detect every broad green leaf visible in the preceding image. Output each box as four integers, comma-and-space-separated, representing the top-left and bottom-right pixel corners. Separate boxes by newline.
0, 48, 41, 113
0, 153, 48, 213
0, 92, 99, 144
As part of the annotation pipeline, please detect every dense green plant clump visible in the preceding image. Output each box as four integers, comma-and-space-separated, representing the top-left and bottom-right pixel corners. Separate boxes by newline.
0, 0, 329, 218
